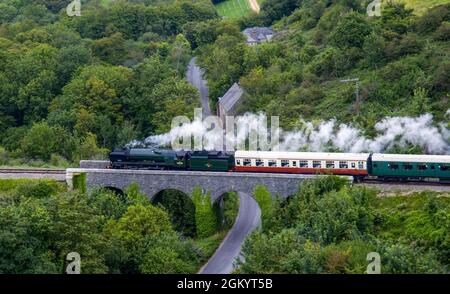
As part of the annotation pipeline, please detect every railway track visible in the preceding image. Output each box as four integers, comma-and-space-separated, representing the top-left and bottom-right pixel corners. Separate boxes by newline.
361, 179, 450, 186
0, 168, 67, 181
0, 168, 66, 175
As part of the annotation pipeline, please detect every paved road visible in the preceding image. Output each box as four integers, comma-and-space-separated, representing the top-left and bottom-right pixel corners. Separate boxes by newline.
199, 192, 261, 274
187, 57, 211, 116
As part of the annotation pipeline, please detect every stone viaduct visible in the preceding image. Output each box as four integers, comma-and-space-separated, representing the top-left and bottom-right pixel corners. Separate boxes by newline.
66, 161, 352, 202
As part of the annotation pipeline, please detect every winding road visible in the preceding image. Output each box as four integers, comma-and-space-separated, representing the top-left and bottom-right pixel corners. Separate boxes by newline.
187, 57, 211, 116
199, 192, 261, 274
187, 58, 262, 274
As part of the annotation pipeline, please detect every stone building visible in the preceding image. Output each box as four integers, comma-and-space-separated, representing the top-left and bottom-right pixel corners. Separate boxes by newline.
242, 27, 275, 46
217, 83, 244, 126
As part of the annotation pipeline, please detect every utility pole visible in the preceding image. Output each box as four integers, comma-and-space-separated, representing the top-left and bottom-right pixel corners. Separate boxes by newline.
340, 78, 360, 114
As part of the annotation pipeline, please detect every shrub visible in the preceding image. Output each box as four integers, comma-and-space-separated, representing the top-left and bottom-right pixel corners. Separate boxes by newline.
192, 187, 217, 238
14, 180, 62, 198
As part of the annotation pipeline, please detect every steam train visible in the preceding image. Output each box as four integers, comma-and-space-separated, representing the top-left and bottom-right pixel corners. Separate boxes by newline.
109, 148, 450, 182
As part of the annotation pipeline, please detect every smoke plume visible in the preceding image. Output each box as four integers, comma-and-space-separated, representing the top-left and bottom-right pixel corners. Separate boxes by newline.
133, 112, 450, 155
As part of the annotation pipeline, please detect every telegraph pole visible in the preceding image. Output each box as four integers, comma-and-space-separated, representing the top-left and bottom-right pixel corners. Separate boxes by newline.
340, 78, 360, 114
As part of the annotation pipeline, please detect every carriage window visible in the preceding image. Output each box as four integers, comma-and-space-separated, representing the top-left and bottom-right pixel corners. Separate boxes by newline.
281, 160, 289, 167
351, 162, 356, 168
300, 160, 309, 168
440, 165, 450, 171
236, 159, 241, 166
417, 164, 427, 170
388, 163, 399, 170
256, 159, 264, 167
373, 164, 378, 168
313, 161, 322, 168
268, 160, 276, 167
292, 161, 297, 167
431, 165, 435, 170
339, 161, 348, 169
403, 164, 413, 170
326, 161, 335, 169
358, 162, 364, 169
243, 159, 251, 166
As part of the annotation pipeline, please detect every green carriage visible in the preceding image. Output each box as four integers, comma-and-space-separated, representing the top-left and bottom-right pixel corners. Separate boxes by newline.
370, 154, 450, 180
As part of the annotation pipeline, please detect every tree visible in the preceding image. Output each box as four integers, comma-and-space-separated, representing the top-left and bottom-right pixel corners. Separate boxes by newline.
409, 87, 431, 115
75, 132, 109, 161
91, 33, 127, 65
20, 122, 71, 161
260, 0, 299, 25
253, 185, 272, 229
362, 33, 386, 69
192, 187, 217, 238
331, 11, 372, 48
153, 190, 196, 237
168, 34, 191, 75
105, 204, 172, 247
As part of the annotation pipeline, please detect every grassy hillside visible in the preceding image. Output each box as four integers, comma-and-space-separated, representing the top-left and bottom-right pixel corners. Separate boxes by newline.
215, 0, 253, 18
400, 0, 450, 14
197, 0, 450, 154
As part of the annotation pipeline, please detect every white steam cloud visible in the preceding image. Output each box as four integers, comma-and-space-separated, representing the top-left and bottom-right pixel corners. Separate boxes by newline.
133, 112, 450, 155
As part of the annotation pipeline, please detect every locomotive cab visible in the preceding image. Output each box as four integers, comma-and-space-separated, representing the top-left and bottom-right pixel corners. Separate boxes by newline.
109, 149, 129, 169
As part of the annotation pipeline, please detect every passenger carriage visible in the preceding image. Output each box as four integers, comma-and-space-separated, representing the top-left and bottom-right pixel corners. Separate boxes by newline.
370, 153, 450, 181
233, 151, 370, 179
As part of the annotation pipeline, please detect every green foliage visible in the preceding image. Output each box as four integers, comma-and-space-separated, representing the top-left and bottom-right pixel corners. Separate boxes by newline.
253, 185, 272, 228
139, 233, 200, 274
20, 122, 72, 161
374, 194, 450, 265
330, 12, 372, 49
375, 241, 447, 274
154, 189, 196, 237
198, 1, 450, 141
72, 173, 87, 194
192, 186, 217, 238
194, 231, 228, 259
0, 180, 219, 274
215, 192, 240, 230
0, 0, 212, 166
14, 180, 62, 199
105, 204, 172, 247
240, 177, 448, 274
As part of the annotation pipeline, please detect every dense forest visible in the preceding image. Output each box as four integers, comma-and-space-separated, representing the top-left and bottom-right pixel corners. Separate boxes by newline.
244, 177, 449, 273
0, 178, 239, 273
197, 0, 449, 131
0, 0, 448, 167
0, 0, 217, 166
1, 176, 447, 274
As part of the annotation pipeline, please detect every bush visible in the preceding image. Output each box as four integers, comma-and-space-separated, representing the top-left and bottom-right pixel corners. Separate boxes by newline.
20, 122, 72, 161
72, 173, 86, 193
154, 189, 196, 237
192, 187, 217, 238
220, 192, 240, 230
14, 180, 62, 199
376, 241, 446, 274
253, 185, 272, 229
0, 147, 8, 166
